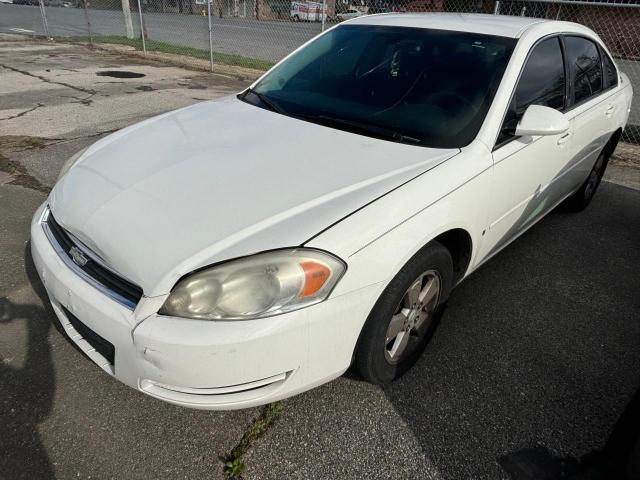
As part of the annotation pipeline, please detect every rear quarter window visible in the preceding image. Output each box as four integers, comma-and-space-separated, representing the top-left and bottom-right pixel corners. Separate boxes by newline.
564, 36, 603, 105
601, 49, 618, 89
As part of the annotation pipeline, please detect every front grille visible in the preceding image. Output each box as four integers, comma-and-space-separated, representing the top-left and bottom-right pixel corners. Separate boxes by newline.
62, 306, 115, 365
44, 211, 143, 309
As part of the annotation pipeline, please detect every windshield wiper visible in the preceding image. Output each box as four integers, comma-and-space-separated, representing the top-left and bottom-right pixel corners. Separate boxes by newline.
240, 92, 421, 145
241, 88, 287, 114
296, 113, 422, 145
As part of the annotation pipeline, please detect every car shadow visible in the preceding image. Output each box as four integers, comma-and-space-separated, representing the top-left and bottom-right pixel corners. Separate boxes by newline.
498, 380, 640, 479
381, 182, 640, 479
0, 244, 57, 479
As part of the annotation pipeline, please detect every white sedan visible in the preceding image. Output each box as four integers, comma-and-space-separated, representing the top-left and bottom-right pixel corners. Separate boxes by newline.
31, 13, 632, 409
337, 8, 365, 21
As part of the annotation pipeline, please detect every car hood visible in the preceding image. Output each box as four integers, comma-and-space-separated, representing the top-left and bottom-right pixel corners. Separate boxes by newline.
50, 96, 457, 296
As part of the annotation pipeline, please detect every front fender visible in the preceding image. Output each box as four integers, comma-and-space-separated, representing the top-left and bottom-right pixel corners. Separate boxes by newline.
307, 141, 493, 298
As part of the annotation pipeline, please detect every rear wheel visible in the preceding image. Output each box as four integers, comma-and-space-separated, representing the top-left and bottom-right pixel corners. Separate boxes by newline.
355, 242, 453, 384
562, 133, 619, 211
563, 151, 608, 211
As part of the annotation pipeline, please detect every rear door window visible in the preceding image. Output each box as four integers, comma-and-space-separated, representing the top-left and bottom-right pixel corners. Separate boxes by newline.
564, 36, 603, 105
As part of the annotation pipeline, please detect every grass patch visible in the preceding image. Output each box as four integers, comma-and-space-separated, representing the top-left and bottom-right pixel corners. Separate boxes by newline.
72, 35, 274, 71
222, 402, 282, 478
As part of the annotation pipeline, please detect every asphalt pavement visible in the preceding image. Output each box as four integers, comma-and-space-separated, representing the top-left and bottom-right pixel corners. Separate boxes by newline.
1, 39, 640, 480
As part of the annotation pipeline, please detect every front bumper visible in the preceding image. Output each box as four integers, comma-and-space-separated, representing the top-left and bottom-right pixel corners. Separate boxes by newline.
30, 202, 382, 410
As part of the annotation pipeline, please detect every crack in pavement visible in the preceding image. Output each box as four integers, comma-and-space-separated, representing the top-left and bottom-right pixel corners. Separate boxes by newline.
220, 402, 283, 478
0, 103, 45, 121
41, 128, 119, 146
58, 91, 97, 106
0, 63, 97, 95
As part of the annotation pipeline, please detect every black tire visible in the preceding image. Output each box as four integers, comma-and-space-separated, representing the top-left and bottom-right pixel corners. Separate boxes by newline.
355, 241, 454, 385
562, 134, 618, 212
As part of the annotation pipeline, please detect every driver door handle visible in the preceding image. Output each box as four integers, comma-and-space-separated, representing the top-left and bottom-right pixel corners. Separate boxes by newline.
557, 132, 571, 145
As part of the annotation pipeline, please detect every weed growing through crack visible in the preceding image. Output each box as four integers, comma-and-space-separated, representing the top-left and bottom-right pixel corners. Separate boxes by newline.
224, 458, 245, 478
222, 402, 282, 478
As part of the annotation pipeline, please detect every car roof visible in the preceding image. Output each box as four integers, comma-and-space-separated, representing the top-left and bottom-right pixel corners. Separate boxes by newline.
347, 13, 560, 38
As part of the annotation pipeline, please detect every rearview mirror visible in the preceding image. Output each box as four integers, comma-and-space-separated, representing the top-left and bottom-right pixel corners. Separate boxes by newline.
515, 105, 569, 137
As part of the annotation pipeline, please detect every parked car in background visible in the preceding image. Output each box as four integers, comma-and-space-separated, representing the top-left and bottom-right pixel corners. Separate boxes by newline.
336, 8, 366, 21
291, 0, 327, 21
32, 14, 632, 410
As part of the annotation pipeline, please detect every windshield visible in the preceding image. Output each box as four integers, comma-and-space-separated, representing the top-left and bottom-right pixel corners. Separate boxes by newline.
243, 25, 516, 149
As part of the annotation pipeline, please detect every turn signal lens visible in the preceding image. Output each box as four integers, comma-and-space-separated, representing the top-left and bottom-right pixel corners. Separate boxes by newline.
299, 261, 331, 298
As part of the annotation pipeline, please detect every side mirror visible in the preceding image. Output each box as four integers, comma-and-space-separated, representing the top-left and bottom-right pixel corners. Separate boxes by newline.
515, 105, 570, 137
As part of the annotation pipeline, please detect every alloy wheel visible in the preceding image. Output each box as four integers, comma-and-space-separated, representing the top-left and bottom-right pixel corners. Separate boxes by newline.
384, 270, 441, 365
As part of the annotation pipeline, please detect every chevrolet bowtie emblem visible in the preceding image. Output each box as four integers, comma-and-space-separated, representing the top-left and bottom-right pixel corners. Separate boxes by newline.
69, 246, 89, 267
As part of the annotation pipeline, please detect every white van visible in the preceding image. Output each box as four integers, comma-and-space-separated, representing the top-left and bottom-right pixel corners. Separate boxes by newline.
291, 1, 327, 21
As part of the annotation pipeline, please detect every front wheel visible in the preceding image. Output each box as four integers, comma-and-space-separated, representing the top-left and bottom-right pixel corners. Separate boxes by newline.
355, 242, 453, 384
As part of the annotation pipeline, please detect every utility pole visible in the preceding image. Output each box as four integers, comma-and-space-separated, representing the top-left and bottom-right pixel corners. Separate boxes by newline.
121, 0, 134, 39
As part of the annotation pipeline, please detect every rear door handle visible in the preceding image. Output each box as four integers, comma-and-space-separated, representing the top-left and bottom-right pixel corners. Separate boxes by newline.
557, 133, 571, 145
605, 105, 616, 117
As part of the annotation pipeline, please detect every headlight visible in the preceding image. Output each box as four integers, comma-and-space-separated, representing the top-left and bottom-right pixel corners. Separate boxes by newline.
159, 249, 346, 321
57, 147, 88, 181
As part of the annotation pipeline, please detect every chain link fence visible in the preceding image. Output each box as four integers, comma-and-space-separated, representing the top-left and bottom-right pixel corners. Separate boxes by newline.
2, 0, 638, 141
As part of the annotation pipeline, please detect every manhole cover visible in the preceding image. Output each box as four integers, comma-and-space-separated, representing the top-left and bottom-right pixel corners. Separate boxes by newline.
96, 70, 146, 79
